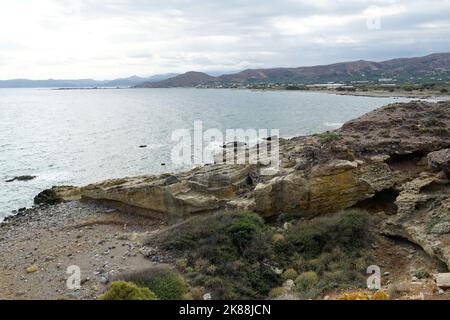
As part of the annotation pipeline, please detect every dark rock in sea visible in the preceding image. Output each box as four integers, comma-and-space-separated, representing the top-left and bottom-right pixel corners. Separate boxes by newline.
5, 175, 36, 183
222, 141, 247, 149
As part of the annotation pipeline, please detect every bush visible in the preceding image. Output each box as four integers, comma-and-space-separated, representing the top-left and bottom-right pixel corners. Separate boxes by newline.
315, 131, 340, 144
269, 287, 288, 298
283, 210, 370, 298
295, 271, 319, 291
228, 213, 265, 253
120, 266, 188, 300
98, 281, 157, 300
147, 210, 370, 300
282, 268, 298, 281
148, 212, 279, 299
412, 269, 430, 279
440, 88, 448, 93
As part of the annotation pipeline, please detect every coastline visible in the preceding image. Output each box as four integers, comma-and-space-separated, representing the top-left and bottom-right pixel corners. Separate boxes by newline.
1, 100, 450, 300
14, 85, 450, 102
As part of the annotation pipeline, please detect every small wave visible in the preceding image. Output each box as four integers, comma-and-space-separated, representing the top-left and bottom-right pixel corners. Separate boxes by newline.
325, 122, 344, 128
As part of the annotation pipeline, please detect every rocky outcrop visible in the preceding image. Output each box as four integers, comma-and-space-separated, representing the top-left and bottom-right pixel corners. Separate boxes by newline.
32, 101, 450, 268
254, 159, 395, 216
34, 186, 81, 205
79, 165, 258, 220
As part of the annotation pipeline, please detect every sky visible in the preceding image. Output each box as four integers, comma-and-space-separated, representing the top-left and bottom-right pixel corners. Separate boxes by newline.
1, 0, 450, 80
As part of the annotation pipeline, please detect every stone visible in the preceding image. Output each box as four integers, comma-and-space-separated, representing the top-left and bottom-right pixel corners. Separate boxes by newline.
427, 149, 450, 174
164, 175, 179, 186
203, 293, 212, 300
283, 279, 295, 291
26, 264, 38, 273
436, 273, 450, 289
100, 276, 109, 285
6, 175, 36, 183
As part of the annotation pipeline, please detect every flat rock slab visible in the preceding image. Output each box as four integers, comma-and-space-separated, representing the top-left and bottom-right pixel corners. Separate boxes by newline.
5, 175, 36, 183
436, 273, 450, 289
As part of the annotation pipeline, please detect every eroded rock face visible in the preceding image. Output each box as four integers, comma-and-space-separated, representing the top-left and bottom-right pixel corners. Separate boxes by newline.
254, 159, 395, 216
383, 172, 450, 268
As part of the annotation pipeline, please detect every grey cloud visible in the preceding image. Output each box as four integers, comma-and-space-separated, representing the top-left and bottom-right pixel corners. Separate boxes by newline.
1, 0, 450, 78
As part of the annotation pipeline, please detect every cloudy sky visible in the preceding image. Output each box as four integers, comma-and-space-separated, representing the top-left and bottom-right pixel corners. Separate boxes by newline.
1, 0, 450, 79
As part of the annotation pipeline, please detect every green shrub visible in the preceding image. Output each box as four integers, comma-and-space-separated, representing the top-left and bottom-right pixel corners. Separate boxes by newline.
269, 287, 288, 298
412, 269, 430, 279
282, 268, 298, 281
98, 281, 157, 300
315, 131, 340, 144
146, 210, 370, 300
228, 213, 265, 253
148, 212, 279, 299
120, 266, 188, 300
295, 271, 319, 291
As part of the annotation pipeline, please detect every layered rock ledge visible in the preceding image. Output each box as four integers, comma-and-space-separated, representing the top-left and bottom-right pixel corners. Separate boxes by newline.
34, 101, 450, 268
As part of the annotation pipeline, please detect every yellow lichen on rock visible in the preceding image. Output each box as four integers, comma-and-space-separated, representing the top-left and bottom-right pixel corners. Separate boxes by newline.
338, 290, 390, 300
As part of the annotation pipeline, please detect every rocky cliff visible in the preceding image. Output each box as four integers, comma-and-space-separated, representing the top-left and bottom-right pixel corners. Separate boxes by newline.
35, 100, 450, 269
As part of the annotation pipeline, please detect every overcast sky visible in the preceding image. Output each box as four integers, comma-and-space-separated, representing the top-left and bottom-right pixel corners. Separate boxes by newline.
1, 0, 449, 80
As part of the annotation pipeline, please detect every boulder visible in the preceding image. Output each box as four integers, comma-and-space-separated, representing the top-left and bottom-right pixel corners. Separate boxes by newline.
428, 149, 450, 174
34, 186, 81, 205
436, 273, 450, 289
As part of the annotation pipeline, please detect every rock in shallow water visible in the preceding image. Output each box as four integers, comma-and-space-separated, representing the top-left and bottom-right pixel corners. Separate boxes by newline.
5, 175, 36, 183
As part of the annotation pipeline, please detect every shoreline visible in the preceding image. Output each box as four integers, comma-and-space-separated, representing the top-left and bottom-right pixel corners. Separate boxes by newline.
1, 100, 450, 300
0, 89, 446, 220
4, 86, 450, 102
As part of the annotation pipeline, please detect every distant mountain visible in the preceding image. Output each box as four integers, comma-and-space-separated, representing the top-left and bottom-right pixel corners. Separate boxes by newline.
3, 53, 449, 89
138, 71, 217, 88
0, 73, 178, 88
138, 53, 450, 88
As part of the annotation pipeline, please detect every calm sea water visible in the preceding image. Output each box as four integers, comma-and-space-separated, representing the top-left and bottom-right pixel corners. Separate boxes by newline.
0, 88, 409, 219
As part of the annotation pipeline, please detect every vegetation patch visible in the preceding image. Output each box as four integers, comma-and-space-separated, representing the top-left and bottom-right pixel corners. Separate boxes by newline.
99, 281, 158, 300
148, 210, 371, 300
412, 269, 430, 279
314, 131, 340, 144
119, 266, 188, 300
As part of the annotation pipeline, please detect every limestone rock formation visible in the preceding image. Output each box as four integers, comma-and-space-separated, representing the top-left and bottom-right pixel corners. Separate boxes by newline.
33, 101, 450, 268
